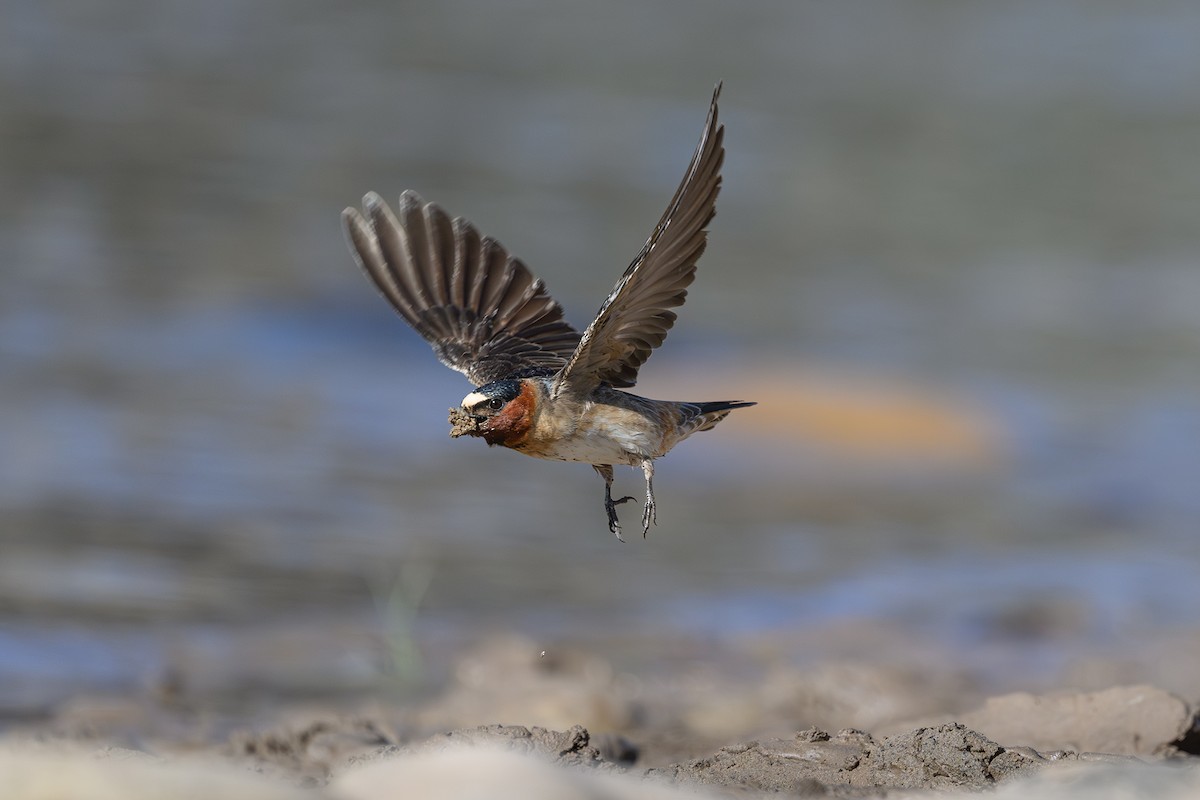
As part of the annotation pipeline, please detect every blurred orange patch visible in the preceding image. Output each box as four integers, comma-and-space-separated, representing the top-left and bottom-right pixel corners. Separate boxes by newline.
643, 363, 1006, 467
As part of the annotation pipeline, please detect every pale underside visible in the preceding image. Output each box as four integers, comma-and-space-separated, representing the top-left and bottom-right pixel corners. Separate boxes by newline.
511, 395, 672, 466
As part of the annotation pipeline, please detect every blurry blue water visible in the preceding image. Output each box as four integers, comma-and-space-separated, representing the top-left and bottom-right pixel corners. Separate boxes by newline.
0, 626, 159, 711
4, 300, 1200, 711
655, 548, 1200, 640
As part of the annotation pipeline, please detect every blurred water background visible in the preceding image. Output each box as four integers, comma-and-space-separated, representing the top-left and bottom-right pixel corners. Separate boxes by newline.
4, 1, 1200, 717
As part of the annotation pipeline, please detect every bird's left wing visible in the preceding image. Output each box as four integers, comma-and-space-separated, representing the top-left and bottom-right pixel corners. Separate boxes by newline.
343, 191, 581, 387
552, 84, 725, 398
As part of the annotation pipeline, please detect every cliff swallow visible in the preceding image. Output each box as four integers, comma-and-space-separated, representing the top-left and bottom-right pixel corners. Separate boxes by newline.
341, 84, 753, 540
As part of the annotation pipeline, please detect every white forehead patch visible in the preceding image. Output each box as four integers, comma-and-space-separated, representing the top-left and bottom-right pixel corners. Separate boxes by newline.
461, 391, 489, 409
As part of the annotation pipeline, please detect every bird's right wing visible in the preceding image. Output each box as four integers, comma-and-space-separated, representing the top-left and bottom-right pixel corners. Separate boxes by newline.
552, 84, 725, 398
342, 191, 582, 387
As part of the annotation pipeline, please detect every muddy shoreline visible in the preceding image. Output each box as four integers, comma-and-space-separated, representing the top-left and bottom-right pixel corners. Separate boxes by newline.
6, 635, 1199, 799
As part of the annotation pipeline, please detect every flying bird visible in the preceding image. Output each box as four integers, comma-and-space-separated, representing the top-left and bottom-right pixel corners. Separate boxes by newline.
341, 84, 754, 540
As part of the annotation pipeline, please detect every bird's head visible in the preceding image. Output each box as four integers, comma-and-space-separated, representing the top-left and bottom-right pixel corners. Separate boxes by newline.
448, 378, 536, 447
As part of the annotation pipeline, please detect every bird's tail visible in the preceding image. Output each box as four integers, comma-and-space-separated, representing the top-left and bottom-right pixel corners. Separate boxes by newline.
679, 400, 756, 435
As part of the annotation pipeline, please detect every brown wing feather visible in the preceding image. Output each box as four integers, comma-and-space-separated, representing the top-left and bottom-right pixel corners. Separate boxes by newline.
342, 191, 581, 387
553, 83, 725, 397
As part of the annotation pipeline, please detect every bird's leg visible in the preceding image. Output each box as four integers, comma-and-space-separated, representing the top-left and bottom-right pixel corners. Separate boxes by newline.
593, 464, 634, 542
640, 459, 656, 538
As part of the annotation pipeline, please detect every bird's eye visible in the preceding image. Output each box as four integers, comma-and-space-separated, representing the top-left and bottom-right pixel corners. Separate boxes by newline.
488, 397, 504, 410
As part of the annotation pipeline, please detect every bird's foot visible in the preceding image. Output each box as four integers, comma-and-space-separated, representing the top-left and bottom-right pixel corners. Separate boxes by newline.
640, 495, 656, 538
605, 493, 636, 542
638, 459, 658, 539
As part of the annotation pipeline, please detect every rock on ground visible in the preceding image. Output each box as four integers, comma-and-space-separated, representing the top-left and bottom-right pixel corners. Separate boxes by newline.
954, 685, 1194, 757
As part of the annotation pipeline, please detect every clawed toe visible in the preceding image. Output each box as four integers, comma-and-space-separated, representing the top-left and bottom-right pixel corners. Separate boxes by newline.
640, 497, 656, 538
605, 494, 635, 541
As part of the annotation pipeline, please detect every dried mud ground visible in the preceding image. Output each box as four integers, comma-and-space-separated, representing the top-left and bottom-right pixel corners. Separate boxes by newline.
6, 634, 1200, 799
